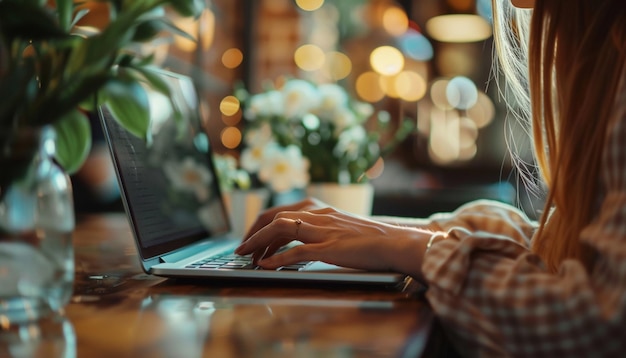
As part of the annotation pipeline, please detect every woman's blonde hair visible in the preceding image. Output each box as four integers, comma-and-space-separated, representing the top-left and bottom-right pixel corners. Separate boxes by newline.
493, 0, 626, 272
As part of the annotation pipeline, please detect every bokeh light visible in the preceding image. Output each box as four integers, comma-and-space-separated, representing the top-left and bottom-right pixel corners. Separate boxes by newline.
379, 71, 427, 102
477, 0, 494, 23
370, 46, 404, 76
222, 48, 243, 69
356, 71, 385, 103
294, 44, 326, 71
426, 14, 492, 43
430, 79, 453, 110
221, 127, 242, 149
172, 9, 215, 52
295, 0, 324, 11
324, 51, 352, 80
221, 110, 242, 126
429, 109, 459, 165
467, 92, 495, 128
446, 76, 478, 110
219, 96, 240, 116
398, 30, 434, 61
382, 6, 409, 36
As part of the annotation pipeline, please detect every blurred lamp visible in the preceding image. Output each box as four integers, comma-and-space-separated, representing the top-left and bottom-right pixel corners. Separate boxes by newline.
425, 14, 492, 43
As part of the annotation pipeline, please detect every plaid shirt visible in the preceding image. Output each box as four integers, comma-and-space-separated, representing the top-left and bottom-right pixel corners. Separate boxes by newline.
422, 74, 626, 357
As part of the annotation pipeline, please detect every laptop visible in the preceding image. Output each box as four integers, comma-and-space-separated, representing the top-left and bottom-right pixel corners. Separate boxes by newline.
98, 69, 405, 286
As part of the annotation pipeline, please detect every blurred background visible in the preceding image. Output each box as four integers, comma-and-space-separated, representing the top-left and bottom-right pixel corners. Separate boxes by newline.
74, 0, 545, 219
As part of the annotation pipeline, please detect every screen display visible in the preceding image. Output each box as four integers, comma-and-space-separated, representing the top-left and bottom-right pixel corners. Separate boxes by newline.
100, 71, 230, 259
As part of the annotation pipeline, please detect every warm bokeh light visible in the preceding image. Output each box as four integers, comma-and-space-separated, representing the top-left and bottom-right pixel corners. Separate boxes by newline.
459, 143, 478, 161
294, 44, 326, 71
172, 9, 215, 52
395, 71, 428, 102
430, 79, 453, 110
379, 71, 427, 102
382, 6, 409, 36
295, 0, 324, 11
222, 111, 242, 126
429, 109, 460, 165
221, 127, 242, 149
222, 48, 244, 69
324, 51, 352, 80
426, 14, 492, 43
370, 46, 404, 76
379, 75, 399, 98
356, 71, 385, 103
459, 116, 479, 149
219, 96, 240, 116
467, 92, 496, 128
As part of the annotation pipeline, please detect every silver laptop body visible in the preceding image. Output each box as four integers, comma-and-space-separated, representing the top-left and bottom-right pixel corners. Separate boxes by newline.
99, 69, 404, 286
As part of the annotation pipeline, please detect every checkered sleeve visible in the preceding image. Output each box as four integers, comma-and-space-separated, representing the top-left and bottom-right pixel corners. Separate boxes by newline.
422, 79, 626, 356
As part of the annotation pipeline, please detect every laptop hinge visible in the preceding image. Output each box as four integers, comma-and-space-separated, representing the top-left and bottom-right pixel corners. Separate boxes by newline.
160, 244, 207, 264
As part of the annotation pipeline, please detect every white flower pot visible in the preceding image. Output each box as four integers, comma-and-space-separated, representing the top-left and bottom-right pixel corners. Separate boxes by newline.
305, 183, 374, 216
222, 188, 270, 237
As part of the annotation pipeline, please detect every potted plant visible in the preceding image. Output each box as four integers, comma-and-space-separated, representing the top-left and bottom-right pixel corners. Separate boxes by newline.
234, 77, 414, 215
0, 0, 204, 322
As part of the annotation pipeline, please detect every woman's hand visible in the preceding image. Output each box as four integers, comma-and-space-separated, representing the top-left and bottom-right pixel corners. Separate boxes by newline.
242, 198, 326, 240
235, 199, 434, 280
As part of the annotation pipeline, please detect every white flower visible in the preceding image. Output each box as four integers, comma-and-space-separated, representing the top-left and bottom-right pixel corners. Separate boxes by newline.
244, 121, 273, 147
332, 108, 358, 135
334, 126, 367, 160
240, 142, 268, 174
352, 101, 375, 123
316, 83, 349, 116
281, 79, 320, 119
258, 144, 310, 193
245, 90, 284, 119
163, 157, 212, 201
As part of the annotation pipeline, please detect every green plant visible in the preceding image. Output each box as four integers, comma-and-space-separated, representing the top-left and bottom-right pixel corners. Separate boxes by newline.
234, 78, 414, 192
0, 0, 205, 191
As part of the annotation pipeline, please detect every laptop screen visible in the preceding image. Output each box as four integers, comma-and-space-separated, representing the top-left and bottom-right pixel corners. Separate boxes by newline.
99, 70, 231, 260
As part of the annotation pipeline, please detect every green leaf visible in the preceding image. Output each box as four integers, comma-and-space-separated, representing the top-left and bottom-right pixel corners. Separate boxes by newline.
130, 66, 172, 97
53, 110, 92, 174
102, 79, 150, 140
132, 20, 165, 42
159, 19, 198, 42
0, 2, 67, 41
168, 0, 205, 18
56, 0, 74, 32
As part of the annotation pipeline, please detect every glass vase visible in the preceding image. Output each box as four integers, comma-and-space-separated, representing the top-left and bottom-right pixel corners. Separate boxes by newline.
0, 126, 75, 324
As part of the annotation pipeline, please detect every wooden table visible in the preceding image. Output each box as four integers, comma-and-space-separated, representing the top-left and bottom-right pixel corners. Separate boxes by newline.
4, 214, 446, 358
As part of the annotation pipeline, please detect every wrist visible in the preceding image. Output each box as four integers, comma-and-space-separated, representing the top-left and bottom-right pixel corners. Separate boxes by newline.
425, 232, 447, 254
385, 228, 438, 281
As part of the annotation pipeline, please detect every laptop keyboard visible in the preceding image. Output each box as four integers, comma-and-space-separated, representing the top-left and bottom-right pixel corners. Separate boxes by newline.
185, 253, 311, 271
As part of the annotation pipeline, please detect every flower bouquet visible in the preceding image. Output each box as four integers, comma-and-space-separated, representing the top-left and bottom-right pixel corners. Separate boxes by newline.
234, 78, 414, 194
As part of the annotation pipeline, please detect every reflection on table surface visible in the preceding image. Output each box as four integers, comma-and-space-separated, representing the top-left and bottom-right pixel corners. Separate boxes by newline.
10, 214, 439, 358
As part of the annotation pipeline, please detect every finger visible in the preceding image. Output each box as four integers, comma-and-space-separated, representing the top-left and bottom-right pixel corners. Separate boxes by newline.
243, 199, 315, 242
236, 214, 322, 255
257, 244, 319, 270
251, 240, 285, 264
236, 217, 299, 255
